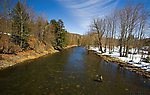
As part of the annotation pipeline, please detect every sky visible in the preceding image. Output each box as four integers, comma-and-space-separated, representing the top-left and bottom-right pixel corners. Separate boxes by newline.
27, 0, 150, 35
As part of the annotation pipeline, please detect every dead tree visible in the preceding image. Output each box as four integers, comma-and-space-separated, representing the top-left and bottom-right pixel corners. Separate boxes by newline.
118, 8, 127, 57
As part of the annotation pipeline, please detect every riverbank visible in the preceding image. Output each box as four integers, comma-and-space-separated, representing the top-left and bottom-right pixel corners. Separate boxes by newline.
0, 45, 77, 70
63, 45, 78, 49
88, 49, 150, 79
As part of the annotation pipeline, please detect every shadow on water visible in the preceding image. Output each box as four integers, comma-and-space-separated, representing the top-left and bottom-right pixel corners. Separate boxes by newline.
0, 46, 150, 95
93, 79, 103, 82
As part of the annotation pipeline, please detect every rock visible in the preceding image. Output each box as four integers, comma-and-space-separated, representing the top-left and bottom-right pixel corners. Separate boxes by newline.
76, 85, 80, 88
125, 88, 128, 91
60, 88, 64, 90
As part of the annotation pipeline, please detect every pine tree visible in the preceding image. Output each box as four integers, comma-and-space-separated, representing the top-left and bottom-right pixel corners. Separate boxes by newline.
11, 1, 29, 48
50, 19, 58, 33
50, 19, 68, 50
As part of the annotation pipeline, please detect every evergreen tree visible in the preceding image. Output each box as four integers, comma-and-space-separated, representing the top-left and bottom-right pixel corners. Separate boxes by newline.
50, 19, 58, 34
11, 1, 29, 48
50, 19, 68, 50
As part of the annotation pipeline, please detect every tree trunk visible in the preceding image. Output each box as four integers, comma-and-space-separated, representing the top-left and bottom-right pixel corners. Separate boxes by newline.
20, 16, 23, 48
104, 43, 107, 52
109, 39, 111, 54
125, 45, 129, 57
123, 44, 126, 56
104, 38, 108, 52
99, 41, 103, 53
98, 34, 103, 53
141, 49, 144, 58
119, 38, 123, 57
120, 45, 122, 57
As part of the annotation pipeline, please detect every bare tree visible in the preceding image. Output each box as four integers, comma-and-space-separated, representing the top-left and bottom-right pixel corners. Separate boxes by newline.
111, 12, 117, 52
91, 18, 106, 53
104, 16, 109, 52
106, 16, 112, 54
118, 8, 128, 57
0, 0, 15, 33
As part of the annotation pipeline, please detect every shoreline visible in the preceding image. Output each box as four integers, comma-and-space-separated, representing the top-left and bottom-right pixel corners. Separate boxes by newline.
0, 45, 77, 70
88, 49, 150, 79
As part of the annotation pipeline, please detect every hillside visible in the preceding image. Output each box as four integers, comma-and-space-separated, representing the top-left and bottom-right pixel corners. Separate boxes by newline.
0, 33, 60, 69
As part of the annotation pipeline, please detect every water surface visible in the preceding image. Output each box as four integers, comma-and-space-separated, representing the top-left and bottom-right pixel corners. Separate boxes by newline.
0, 47, 150, 95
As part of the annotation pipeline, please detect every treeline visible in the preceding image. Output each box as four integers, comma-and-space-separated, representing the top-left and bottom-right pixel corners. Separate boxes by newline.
85, 3, 150, 57
0, 0, 78, 54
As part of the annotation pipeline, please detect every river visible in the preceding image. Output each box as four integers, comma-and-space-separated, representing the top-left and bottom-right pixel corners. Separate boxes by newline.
0, 47, 150, 95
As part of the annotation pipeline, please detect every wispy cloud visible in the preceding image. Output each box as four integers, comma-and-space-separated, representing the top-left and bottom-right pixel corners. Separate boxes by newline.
57, 0, 119, 30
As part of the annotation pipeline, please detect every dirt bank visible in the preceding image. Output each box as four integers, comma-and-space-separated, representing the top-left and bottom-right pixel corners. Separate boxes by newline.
0, 45, 77, 70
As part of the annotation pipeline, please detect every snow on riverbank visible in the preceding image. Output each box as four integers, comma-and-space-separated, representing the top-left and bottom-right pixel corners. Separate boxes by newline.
90, 46, 150, 72
0, 32, 11, 36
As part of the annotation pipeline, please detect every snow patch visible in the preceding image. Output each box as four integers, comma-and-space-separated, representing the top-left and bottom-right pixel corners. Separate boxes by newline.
90, 46, 150, 72
0, 32, 11, 36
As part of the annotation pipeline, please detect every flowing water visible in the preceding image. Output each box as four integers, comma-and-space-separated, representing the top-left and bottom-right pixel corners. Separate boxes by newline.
0, 47, 150, 95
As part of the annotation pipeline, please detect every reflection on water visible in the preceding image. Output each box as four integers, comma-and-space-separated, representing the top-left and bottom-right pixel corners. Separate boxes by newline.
65, 47, 86, 72
0, 47, 150, 95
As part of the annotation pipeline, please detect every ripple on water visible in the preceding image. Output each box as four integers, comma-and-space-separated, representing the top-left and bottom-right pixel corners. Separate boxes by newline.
0, 47, 150, 95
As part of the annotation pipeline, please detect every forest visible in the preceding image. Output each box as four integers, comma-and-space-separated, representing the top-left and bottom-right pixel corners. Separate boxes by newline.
0, 0, 81, 56
0, 1, 150, 95
81, 3, 150, 63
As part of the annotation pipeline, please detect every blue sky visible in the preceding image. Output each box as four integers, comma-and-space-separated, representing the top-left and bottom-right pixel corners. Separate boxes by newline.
27, 0, 150, 35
